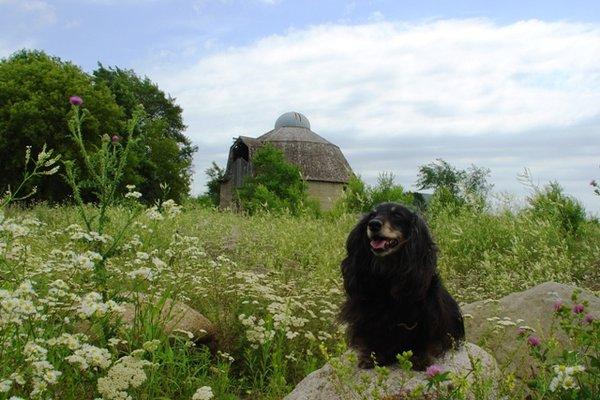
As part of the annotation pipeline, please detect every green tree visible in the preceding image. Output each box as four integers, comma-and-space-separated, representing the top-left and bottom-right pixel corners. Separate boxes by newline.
93, 65, 196, 202
0, 50, 123, 202
416, 159, 492, 209
369, 172, 414, 207
197, 161, 225, 207
236, 144, 313, 214
528, 181, 586, 234
336, 173, 413, 213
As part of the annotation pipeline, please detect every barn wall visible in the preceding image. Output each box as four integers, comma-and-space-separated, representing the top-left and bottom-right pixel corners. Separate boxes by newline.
219, 181, 233, 209
307, 181, 345, 211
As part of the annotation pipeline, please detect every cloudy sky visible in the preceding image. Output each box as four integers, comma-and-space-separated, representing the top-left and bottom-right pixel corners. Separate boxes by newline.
1, 0, 599, 212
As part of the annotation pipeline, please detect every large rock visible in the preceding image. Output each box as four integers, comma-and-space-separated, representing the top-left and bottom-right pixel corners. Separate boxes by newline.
461, 282, 600, 377
284, 343, 498, 400
75, 294, 216, 346
119, 296, 216, 344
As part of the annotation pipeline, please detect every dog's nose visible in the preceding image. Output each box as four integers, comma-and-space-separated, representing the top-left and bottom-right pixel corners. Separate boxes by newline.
368, 219, 382, 232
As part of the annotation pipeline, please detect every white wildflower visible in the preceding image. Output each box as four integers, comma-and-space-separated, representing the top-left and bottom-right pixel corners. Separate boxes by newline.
127, 267, 154, 281
97, 354, 153, 400
192, 386, 214, 400
146, 206, 163, 221
125, 191, 142, 199
66, 344, 112, 371
0, 379, 12, 393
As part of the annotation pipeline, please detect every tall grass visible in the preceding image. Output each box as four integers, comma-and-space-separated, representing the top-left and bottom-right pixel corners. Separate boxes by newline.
2, 199, 599, 399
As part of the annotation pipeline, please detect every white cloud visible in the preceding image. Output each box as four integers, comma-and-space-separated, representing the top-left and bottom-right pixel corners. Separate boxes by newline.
155, 19, 600, 141
147, 19, 600, 211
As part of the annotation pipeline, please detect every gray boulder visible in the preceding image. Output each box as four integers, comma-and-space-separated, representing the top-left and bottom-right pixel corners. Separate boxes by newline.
75, 294, 215, 345
284, 343, 498, 400
461, 281, 600, 377
119, 296, 215, 343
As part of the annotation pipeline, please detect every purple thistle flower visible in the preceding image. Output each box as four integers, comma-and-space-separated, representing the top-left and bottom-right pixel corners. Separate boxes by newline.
553, 300, 563, 312
516, 327, 526, 336
584, 314, 594, 324
425, 364, 443, 378
572, 304, 585, 314
111, 135, 121, 143
69, 96, 83, 106
527, 335, 541, 347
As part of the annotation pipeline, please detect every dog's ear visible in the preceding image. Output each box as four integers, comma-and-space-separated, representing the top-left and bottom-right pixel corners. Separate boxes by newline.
341, 214, 371, 296
404, 213, 437, 298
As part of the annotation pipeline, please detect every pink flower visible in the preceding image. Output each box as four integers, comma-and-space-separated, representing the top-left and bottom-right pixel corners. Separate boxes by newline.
572, 304, 585, 314
516, 327, 526, 336
553, 300, 563, 312
527, 335, 541, 347
584, 314, 594, 324
111, 135, 121, 143
425, 364, 443, 378
69, 96, 83, 106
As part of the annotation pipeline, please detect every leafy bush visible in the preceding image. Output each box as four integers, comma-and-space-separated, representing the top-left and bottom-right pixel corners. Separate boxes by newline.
195, 162, 225, 207
527, 181, 586, 235
417, 159, 492, 210
333, 173, 413, 214
236, 144, 317, 215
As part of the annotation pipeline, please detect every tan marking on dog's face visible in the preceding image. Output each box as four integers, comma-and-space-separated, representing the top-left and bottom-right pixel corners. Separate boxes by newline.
367, 221, 402, 240
367, 219, 404, 257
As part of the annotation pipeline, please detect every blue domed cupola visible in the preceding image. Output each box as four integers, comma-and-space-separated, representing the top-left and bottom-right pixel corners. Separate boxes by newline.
274, 111, 311, 130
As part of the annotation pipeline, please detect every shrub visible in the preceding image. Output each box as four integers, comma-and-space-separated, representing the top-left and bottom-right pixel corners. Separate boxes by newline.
236, 144, 317, 215
334, 173, 413, 214
200, 162, 225, 207
416, 159, 492, 210
527, 182, 586, 234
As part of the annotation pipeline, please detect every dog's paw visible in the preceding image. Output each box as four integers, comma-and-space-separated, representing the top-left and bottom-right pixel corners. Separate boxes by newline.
357, 355, 375, 369
411, 354, 434, 371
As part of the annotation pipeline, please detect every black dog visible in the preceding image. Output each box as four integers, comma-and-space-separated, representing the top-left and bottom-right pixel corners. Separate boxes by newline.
340, 203, 464, 370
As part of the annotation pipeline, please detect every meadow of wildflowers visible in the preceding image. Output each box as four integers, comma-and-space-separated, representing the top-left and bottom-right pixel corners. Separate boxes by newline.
0, 99, 598, 399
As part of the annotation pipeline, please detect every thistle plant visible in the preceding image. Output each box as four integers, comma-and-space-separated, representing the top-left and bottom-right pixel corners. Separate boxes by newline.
63, 97, 145, 296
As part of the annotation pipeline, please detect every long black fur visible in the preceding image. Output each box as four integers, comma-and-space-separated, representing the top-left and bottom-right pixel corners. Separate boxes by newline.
340, 203, 464, 369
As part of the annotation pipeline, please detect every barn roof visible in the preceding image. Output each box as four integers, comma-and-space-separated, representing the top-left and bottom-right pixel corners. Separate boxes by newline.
224, 112, 353, 184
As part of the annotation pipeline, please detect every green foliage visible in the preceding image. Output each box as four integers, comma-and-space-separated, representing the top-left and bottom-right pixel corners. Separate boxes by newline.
201, 161, 225, 207
520, 291, 599, 399
0, 50, 195, 204
93, 65, 196, 203
237, 144, 316, 215
369, 172, 414, 208
0, 50, 123, 202
527, 181, 587, 234
63, 101, 145, 294
417, 159, 492, 210
333, 172, 413, 214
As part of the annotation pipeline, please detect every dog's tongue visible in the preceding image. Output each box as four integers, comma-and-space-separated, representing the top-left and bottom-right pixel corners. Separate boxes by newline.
370, 239, 387, 250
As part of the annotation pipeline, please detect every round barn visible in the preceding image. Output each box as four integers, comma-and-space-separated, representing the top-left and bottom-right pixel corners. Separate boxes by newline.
219, 112, 353, 211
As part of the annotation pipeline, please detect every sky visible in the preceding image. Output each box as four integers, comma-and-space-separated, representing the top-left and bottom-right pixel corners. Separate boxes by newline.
1, 0, 599, 213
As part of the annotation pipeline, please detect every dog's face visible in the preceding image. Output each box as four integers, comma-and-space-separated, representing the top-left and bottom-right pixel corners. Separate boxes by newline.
365, 203, 413, 257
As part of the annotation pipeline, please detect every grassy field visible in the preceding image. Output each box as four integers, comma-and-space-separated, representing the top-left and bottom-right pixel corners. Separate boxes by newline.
1, 199, 599, 399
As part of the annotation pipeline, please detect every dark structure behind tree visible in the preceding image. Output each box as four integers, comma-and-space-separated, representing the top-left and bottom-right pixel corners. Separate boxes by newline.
220, 112, 353, 211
